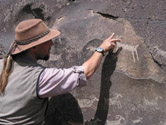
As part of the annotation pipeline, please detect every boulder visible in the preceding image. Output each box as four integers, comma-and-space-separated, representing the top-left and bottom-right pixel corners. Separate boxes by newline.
0, 0, 166, 124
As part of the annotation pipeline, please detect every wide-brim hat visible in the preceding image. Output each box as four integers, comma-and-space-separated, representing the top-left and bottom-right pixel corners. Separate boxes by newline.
10, 19, 60, 55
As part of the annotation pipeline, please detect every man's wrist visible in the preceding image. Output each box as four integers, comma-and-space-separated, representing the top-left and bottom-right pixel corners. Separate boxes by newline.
95, 47, 105, 56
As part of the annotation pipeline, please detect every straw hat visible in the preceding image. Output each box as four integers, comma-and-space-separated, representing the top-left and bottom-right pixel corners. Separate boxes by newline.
10, 19, 60, 55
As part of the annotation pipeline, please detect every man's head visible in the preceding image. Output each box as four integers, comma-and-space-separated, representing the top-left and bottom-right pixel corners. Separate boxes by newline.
9, 19, 60, 58
1, 19, 59, 93
26, 39, 54, 61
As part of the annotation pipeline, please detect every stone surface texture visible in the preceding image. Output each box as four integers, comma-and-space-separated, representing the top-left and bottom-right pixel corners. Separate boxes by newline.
0, 0, 166, 125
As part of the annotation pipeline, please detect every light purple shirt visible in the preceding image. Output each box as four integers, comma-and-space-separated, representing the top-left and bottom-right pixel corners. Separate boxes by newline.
38, 66, 87, 98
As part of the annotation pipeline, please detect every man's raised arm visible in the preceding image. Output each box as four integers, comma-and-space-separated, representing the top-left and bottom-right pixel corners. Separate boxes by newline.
82, 33, 121, 79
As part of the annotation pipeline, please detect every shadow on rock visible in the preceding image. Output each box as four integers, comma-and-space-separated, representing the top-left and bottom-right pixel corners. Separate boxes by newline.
45, 93, 84, 125
85, 47, 122, 125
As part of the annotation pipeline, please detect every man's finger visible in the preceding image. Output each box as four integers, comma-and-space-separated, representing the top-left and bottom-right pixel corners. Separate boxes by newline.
112, 42, 116, 46
111, 39, 121, 42
108, 33, 115, 40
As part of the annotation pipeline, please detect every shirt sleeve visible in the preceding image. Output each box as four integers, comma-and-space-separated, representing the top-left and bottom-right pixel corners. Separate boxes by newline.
38, 66, 87, 98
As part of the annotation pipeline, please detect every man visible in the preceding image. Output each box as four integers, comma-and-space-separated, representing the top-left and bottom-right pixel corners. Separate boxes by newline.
0, 19, 120, 124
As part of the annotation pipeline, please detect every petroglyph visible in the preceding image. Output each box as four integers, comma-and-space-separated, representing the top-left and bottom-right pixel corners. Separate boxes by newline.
106, 115, 125, 125
133, 117, 143, 124
87, 10, 96, 17
54, 16, 66, 27
77, 97, 99, 108
159, 121, 166, 125
86, 46, 96, 52
49, 53, 62, 61
109, 93, 122, 109
153, 46, 166, 59
116, 42, 139, 62
86, 46, 96, 55
143, 96, 162, 110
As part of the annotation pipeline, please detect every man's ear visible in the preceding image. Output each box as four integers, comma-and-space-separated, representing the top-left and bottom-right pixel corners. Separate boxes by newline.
26, 46, 37, 54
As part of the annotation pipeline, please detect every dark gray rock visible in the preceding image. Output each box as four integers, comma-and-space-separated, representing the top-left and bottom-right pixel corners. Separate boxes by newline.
0, 0, 166, 124
0, 44, 5, 59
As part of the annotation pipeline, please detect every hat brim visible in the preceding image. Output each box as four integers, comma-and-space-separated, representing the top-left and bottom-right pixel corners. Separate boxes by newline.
11, 29, 60, 55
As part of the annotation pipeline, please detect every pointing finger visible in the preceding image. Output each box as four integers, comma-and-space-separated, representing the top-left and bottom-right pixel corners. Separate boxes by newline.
108, 33, 115, 40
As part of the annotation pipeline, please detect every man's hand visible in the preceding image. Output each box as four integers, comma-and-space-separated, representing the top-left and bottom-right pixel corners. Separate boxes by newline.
100, 33, 121, 53
82, 33, 121, 80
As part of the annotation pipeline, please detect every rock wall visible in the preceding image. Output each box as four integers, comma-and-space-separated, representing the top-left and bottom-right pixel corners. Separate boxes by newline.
0, 0, 166, 125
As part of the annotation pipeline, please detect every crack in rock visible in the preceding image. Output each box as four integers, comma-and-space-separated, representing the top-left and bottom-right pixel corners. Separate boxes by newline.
150, 52, 163, 69
97, 12, 119, 20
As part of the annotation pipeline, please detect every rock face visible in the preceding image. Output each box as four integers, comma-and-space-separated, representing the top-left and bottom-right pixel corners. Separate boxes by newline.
0, 0, 166, 124
0, 44, 5, 59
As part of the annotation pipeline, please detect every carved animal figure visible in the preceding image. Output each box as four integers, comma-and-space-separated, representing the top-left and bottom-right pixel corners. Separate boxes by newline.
78, 97, 99, 108
153, 46, 166, 58
117, 42, 139, 62
109, 92, 122, 109
106, 115, 125, 125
